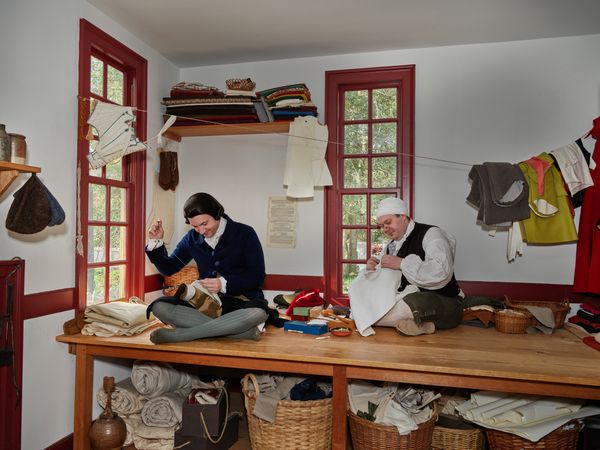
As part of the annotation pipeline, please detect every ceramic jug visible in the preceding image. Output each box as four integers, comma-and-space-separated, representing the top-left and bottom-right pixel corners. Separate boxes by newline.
8, 133, 26, 164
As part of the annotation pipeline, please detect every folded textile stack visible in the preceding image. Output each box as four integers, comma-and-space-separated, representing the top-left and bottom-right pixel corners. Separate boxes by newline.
162, 81, 258, 126
257, 83, 318, 121
82, 300, 158, 337
455, 390, 600, 442
96, 361, 220, 448
568, 302, 600, 334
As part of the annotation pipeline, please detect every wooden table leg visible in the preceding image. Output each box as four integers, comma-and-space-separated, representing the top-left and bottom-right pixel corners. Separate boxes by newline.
73, 345, 93, 450
332, 365, 348, 450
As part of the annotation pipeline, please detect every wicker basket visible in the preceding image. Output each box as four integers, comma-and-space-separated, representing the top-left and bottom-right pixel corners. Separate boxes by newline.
504, 297, 570, 329
486, 419, 583, 450
348, 402, 438, 450
226, 78, 256, 91
242, 373, 332, 450
162, 266, 199, 296
431, 425, 485, 450
494, 308, 535, 334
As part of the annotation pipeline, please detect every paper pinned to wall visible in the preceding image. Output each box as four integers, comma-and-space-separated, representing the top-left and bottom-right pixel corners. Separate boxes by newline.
267, 196, 297, 248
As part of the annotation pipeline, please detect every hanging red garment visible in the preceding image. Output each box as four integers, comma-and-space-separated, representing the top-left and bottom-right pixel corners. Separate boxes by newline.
573, 117, 600, 294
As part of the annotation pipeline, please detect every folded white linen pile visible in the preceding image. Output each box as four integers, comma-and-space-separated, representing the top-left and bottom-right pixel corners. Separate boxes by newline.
82, 299, 158, 337
96, 377, 146, 415
456, 390, 600, 441
348, 381, 439, 435
126, 414, 176, 450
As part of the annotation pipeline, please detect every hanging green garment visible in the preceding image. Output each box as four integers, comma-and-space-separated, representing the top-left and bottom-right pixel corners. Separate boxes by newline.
518, 153, 578, 244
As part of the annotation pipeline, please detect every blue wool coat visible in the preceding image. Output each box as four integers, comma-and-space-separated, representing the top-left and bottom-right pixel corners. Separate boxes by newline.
146, 215, 266, 300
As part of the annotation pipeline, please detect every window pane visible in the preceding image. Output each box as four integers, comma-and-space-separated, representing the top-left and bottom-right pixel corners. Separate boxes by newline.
110, 226, 126, 262
371, 193, 393, 224
344, 90, 368, 121
109, 265, 126, 300
342, 263, 363, 294
372, 123, 397, 153
87, 267, 105, 305
344, 124, 368, 154
88, 226, 106, 263
106, 159, 123, 181
342, 195, 366, 225
107, 65, 124, 105
110, 187, 126, 222
373, 88, 397, 119
89, 184, 106, 221
370, 228, 387, 257
372, 157, 397, 188
342, 229, 366, 260
343, 158, 368, 188
90, 56, 103, 96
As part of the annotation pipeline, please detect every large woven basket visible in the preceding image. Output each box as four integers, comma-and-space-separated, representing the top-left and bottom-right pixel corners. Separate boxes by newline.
348, 402, 438, 450
162, 265, 199, 296
504, 296, 570, 329
431, 425, 485, 450
242, 373, 332, 450
486, 420, 583, 450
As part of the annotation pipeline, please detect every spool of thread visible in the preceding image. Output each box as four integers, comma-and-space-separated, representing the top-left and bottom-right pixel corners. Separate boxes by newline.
8, 133, 26, 165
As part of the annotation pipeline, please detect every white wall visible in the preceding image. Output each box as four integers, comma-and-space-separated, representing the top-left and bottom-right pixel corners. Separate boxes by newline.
181, 33, 600, 285
0, 1, 179, 448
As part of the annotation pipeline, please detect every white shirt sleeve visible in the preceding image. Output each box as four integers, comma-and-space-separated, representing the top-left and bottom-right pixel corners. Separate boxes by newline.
399, 227, 456, 290
145, 239, 164, 251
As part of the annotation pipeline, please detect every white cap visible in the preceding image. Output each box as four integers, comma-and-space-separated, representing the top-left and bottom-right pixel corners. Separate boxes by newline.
375, 197, 408, 218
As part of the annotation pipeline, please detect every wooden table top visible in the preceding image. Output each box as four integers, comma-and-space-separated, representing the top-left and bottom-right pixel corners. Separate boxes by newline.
57, 324, 600, 392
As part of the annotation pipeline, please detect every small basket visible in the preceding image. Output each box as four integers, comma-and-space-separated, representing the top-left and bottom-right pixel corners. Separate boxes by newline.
494, 308, 535, 334
431, 425, 485, 450
226, 78, 256, 91
486, 419, 583, 450
348, 402, 438, 450
504, 296, 570, 329
242, 373, 332, 450
162, 266, 199, 296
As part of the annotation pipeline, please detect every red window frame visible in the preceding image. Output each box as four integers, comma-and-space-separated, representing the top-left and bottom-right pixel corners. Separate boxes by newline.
324, 65, 415, 304
76, 19, 147, 309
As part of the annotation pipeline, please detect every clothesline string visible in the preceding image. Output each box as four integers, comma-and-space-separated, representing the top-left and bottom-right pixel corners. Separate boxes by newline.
80, 96, 473, 168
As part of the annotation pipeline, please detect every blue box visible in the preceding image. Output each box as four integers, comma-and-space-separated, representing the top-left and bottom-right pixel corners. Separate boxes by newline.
284, 321, 328, 335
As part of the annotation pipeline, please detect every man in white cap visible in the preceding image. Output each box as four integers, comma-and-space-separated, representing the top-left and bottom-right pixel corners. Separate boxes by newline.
349, 196, 464, 336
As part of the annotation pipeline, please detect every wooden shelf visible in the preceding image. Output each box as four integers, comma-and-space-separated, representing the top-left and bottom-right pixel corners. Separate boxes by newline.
0, 161, 41, 196
164, 122, 290, 142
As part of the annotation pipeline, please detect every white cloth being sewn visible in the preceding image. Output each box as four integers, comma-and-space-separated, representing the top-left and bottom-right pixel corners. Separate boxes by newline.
348, 267, 404, 336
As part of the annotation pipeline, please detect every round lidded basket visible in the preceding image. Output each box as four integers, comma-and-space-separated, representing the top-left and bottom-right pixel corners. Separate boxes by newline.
494, 308, 534, 334
162, 265, 199, 296
431, 424, 485, 450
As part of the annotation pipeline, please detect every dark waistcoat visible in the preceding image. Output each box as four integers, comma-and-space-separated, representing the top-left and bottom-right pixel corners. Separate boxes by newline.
396, 222, 461, 297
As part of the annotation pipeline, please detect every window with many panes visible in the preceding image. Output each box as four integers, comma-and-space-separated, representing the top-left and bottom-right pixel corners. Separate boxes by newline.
77, 20, 147, 307
324, 66, 415, 304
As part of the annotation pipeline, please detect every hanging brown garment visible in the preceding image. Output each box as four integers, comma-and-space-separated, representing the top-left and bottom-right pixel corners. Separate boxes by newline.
158, 151, 179, 191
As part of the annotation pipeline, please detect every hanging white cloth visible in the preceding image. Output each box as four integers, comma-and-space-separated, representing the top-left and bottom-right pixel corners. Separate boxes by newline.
283, 116, 332, 198
86, 100, 147, 169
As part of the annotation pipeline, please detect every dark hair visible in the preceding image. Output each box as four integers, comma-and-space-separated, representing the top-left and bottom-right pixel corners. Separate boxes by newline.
183, 193, 224, 223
